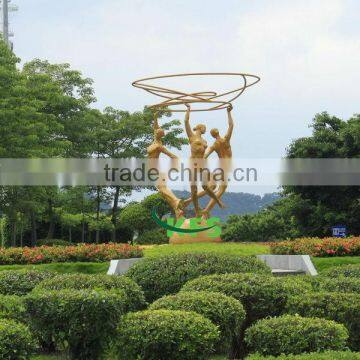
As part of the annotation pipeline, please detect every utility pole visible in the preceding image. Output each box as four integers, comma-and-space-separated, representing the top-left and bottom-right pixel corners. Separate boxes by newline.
1, 0, 18, 49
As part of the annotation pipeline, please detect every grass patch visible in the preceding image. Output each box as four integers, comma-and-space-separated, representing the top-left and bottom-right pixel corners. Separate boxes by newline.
143, 242, 270, 257
0, 262, 108, 274
312, 256, 360, 272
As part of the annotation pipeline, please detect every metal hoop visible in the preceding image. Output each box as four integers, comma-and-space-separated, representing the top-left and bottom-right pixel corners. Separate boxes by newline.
132, 72, 260, 112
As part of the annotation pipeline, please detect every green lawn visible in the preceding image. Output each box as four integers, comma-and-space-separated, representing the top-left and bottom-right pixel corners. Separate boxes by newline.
0, 243, 359, 275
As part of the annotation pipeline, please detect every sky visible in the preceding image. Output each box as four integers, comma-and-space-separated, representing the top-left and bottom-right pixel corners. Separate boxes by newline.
5, 0, 360, 195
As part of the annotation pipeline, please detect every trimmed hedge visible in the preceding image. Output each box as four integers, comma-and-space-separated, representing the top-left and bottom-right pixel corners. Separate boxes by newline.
0, 318, 36, 359
181, 273, 309, 358
270, 237, 360, 257
246, 351, 360, 360
244, 315, 348, 356
181, 273, 306, 324
0, 243, 143, 265
286, 292, 360, 351
127, 253, 270, 301
0, 270, 55, 295
25, 288, 136, 360
115, 309, 220, 360
150, 291, 245, 353
0, 294, 26, 322
323, 264, 360, 278
311, 276, 360, 293
34, 273, 146, 311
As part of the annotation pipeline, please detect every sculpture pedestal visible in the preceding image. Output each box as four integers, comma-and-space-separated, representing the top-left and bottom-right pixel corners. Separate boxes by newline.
169, 218, 222, 244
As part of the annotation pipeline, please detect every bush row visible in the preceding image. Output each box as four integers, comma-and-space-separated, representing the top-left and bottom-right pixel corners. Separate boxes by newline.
127, 252, 271, 301
0, 243, 143, 265
323, 264, 360, 278
246, 351, 360, 360
270, 237, 360, 256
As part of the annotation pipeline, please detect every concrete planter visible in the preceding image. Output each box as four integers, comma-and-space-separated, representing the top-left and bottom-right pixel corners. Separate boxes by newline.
256, 255, 318, 276
107, 258, 143, 275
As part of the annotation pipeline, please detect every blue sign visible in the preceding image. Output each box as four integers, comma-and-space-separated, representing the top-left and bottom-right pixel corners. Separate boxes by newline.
332, 225, 346, 238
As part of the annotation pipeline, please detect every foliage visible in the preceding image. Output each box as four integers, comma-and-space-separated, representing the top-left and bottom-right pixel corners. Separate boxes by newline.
245, 351, 360, 360
311, 276, 360, 293
115, 309, 219, 360
0, 270, 55, 295
35, 273, 146, 311
135, 228, 168, 245
150, 291, 245, 353
284, 112, 360, 236
323, 264, 360, 278
25, 289, 134, 360
270, 237, 360, 256
0, 243, 142, 265
0, 318, 36, 360
118, 203, 155, 235
181, 273, 311, 358
222, 197, 300, 242
245, 315, 348, 356
286, 292, 360, 351
0, 294, 26, 322
127, 253, 270, 302
37, 239, 71, 247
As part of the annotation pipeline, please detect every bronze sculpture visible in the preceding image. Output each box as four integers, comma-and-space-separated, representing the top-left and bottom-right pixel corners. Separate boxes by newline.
134, 73, 260, 242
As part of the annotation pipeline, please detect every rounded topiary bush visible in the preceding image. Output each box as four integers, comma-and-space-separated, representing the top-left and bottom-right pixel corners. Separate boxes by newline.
115, 309, 220, 360
181, 273, 305, 324
35, 273, 146, 310
0, 270, 55, 295
246, 351, 360, 360
25, 288, 135, 360
0, 318, 36, 359
181, 273, 309, 358
323, 264, 360, 278
127, 253, 270, 301
245, 315, 348, 357
0, 294, 26, 322
286, 292, 360, 351
150, 291, 245, 353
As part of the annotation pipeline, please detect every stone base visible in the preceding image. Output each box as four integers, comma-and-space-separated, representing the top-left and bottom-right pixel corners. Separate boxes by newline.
169, 218, 222, 244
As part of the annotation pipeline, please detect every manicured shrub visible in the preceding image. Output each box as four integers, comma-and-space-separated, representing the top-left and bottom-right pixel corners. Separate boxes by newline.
286, 292, 360, 350
270, 237, 360, 256
311, 276, 360, 293
136, 228, 168, 245
37, 239, 71, 246
181, 273, 309, 358
0, 270, 55, 295
150, 291, 245, 353
115, 309, 220, 360
0, 294, 26, 322
246, 351, 360, 360
0, 243, 143, 265
0, 318, 36, 359
323, 264, 360, 278
181, 273, 306, 324
35, 273, 146, 310
127, 253, 270, 301
244, 315, 348, 356
25, 288, 136, 360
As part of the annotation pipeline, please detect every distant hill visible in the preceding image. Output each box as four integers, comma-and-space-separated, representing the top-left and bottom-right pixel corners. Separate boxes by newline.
174, 191, 280, 220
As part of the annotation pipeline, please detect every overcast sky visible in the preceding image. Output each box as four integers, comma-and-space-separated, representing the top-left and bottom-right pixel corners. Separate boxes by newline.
6, 0, 360, 194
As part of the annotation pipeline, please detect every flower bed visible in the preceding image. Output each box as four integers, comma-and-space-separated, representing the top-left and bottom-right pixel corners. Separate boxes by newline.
270, 237, 360, 257
0, 243, 143, 265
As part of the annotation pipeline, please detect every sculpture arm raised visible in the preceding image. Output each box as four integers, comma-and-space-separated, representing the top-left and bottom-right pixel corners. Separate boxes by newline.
225, 104, 234, 141
184, 104, 193, 139
153, 111, 159, 136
